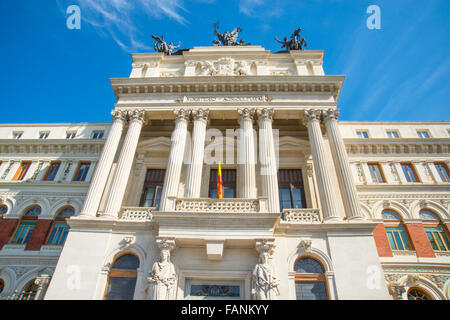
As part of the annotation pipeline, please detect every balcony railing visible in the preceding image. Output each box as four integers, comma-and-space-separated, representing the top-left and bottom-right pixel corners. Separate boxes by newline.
174, 198, 266, 213
119, 207, 155, 221
281, 208, 321, 224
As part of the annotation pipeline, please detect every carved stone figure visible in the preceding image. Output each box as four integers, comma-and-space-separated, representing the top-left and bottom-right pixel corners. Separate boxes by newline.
212, 22, 250, 46
275, 27, 307, 51
251, 240, 280, 300
151, 35, 181, 55
146, 239, 177, 300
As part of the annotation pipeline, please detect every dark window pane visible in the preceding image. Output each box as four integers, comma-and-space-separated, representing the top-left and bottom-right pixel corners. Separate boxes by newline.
190, 285, 240, 297
209, 169, 236, 198
112, 254, 140, 270
296, 282, 327, 300
294, 258, 324, 274
386, 232, 396, 250
104, 277, 137, 300
140, 169, 166, 207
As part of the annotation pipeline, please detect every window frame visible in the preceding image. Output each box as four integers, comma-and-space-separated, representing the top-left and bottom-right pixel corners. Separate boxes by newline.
420, 209, 450, 252
278, 169, 307, 211
9, 206, 41, 245
367, 162, 386, 183
139, 169, 166, 209
386, 130, 400, 138
400, 162, 420, 183
103, 253, 140, 300
12, 161, 32, 181
72, 161, 91, 182
91, 131, 105, 139
416, 130, 431, 138
293, 256, 329, 300
45, 206, 75, 246
38, 131, 50, 139
43, 161, 61, 181
12, 131, 23, 139
356, 130, 369, 138
209, 168, 237, 199
434, 162, 450, 182
382, 209, 413, 252
66, 131, 77, 139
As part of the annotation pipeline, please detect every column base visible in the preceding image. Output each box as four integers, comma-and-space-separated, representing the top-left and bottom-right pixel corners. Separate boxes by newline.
347, 216, 367, 222
77, 212, 97, 219
98, 213, 118, 220
323, 216, 343, 223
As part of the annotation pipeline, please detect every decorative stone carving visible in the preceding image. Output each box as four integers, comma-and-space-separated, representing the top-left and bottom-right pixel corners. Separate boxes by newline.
387, 282, 406, 300
252, 239, 280, 300
173, 108, 190, 122
191, 108, 210, 122
282, 209, 321, 224
146, 238, 177, 300
34, 274, 51, 300
127, 109, 146, 125
303, 109, 322, 124
256, 108, 274, 122
238, 108, 256, 121
111, 109, 127, 122
234, 60, 250, 75
299, 240, 312, 252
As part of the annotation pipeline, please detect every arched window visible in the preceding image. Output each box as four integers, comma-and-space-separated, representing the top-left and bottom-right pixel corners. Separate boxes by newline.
10, 206, 41, 244
21, 279, 38, 300
104, 254, 140, 300
407, 287, 432, 300
420, 209, 450, 252
46, 206, 75, 246
0, 278, 4, 294
0, 205, 7, 219
382, 209, 412, 251
294, 257, 328, 300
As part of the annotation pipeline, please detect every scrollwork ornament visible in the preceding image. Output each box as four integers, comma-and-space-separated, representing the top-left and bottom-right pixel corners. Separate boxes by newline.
192, 108, 210, 122
256, 108, 274, 122
238, 108, 256, 121
323, 108, 339, 122
111, 109, 127, 123
128, 109, 146, 125
303, 109, 322, 124
173, 108, 190, 122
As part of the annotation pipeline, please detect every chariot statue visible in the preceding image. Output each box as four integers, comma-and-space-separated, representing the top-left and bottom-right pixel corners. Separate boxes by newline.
275, 27, 307, 51
212, 22, 250, 46
151, 34, 181, 55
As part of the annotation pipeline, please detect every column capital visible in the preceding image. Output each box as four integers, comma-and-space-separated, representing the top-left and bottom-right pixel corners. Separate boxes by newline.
192, 108, 210, 122
238, 108, 256, 121
255, 238, 276, 255
156, 237, 176, 252
303, 109, 322, 124
256, 108, 274, 122
173, 108, 190, 122
127, 109, 147, 125
323, 108, 340, 122
111, 109, 127, 123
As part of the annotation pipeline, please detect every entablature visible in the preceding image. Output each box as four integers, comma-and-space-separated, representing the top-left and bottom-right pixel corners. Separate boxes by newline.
0, 139, 105, 156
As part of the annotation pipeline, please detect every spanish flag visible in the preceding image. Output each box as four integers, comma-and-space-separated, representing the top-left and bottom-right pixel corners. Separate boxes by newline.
217, 162, 223, 199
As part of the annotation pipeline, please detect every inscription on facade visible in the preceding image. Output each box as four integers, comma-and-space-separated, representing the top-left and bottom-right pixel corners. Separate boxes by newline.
179, 95, 270, 103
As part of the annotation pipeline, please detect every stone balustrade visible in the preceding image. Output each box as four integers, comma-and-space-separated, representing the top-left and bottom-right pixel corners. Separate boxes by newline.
174, 198, 263, 213
119, 207, 155, 221
281, 208, 321, 223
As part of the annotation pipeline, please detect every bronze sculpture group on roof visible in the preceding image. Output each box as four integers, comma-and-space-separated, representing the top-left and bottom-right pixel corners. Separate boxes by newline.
151, 24, 307, 55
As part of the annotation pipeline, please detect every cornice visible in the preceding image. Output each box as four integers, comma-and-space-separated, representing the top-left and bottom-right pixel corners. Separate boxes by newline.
0, 139, 105, 155
344, 138, 450, 155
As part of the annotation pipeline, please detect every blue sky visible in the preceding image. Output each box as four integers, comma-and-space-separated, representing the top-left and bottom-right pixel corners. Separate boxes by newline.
0, 0, 449, 123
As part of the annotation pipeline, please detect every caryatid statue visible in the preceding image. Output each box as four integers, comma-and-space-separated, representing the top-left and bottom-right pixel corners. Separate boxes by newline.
146, 238, 177, 300
212, 22, 250, 46
251, 239, 280, 300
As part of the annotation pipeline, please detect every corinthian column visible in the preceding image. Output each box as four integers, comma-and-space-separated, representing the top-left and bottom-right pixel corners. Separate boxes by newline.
79, 110, 126, 218
238, 108, 257, 199
102, 109, 146, 218
185, 109, 209, 198
304, 109, 340, 221
159, 109, 190, 211
257, 108, 280, 213
324, 109, 364, 220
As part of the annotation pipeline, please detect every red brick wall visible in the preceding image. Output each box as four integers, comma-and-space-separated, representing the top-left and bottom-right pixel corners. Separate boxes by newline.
404, 223, 435, 258
25, 219, 53, 251
372, 223, 393, 257
0, 219, 19, 250
445, 223, 450, 236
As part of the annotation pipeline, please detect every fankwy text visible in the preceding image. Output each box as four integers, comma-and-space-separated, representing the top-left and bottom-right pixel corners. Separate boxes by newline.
226, 304, 269, 315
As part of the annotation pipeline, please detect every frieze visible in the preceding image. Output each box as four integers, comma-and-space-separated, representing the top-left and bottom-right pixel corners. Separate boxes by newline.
384, 273, 450, 290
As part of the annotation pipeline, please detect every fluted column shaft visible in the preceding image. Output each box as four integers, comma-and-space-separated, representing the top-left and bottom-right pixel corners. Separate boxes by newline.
324, 109, 364, 220
305, 109, 340, 221
80, 110, 126, 217
257, 108, 280, 213
185, 109, 209, 198
238, 108, 257, 198
102, 109, 146, 218
160, 109, 189, 211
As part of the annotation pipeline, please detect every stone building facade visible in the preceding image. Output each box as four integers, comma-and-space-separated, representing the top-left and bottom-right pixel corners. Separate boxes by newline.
0, 45, 448, 300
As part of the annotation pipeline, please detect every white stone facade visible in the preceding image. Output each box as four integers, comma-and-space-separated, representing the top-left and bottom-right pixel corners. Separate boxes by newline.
0, 46, 449, 300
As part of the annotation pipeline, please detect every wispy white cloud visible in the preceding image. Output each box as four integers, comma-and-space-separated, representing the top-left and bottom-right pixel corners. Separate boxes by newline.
69, 0, 190, 52
239, 0, 264, 16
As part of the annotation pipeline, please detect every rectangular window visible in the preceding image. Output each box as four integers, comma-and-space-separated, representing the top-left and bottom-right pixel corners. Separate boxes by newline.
43, 161, 61, 181
139, 169, 166, 210
10, 221, 36, 244
368, 163, 386, 183
39, 131, 49, 139
209, 169, 236, 198
295, 282, 328, 300
73, 162, 91, 182
46, 222, 70, 245
91, 131, 104, 139
425, 227, 450, 251
417, 130, 430, 138
356, 130, 369, 138
13, 161, 31, 181
386, 131, 399, 138
385, 227, 411, 251
278, 169, 307, 211
434, 162, 450, 182
401, 162, 420, 182
12, 132, 23, 139
66, 131, 76, 139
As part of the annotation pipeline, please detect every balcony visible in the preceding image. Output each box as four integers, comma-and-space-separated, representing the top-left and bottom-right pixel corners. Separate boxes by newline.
173, 197, 266, 213
119, 207, 155, 221
281, 208, 321, 224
